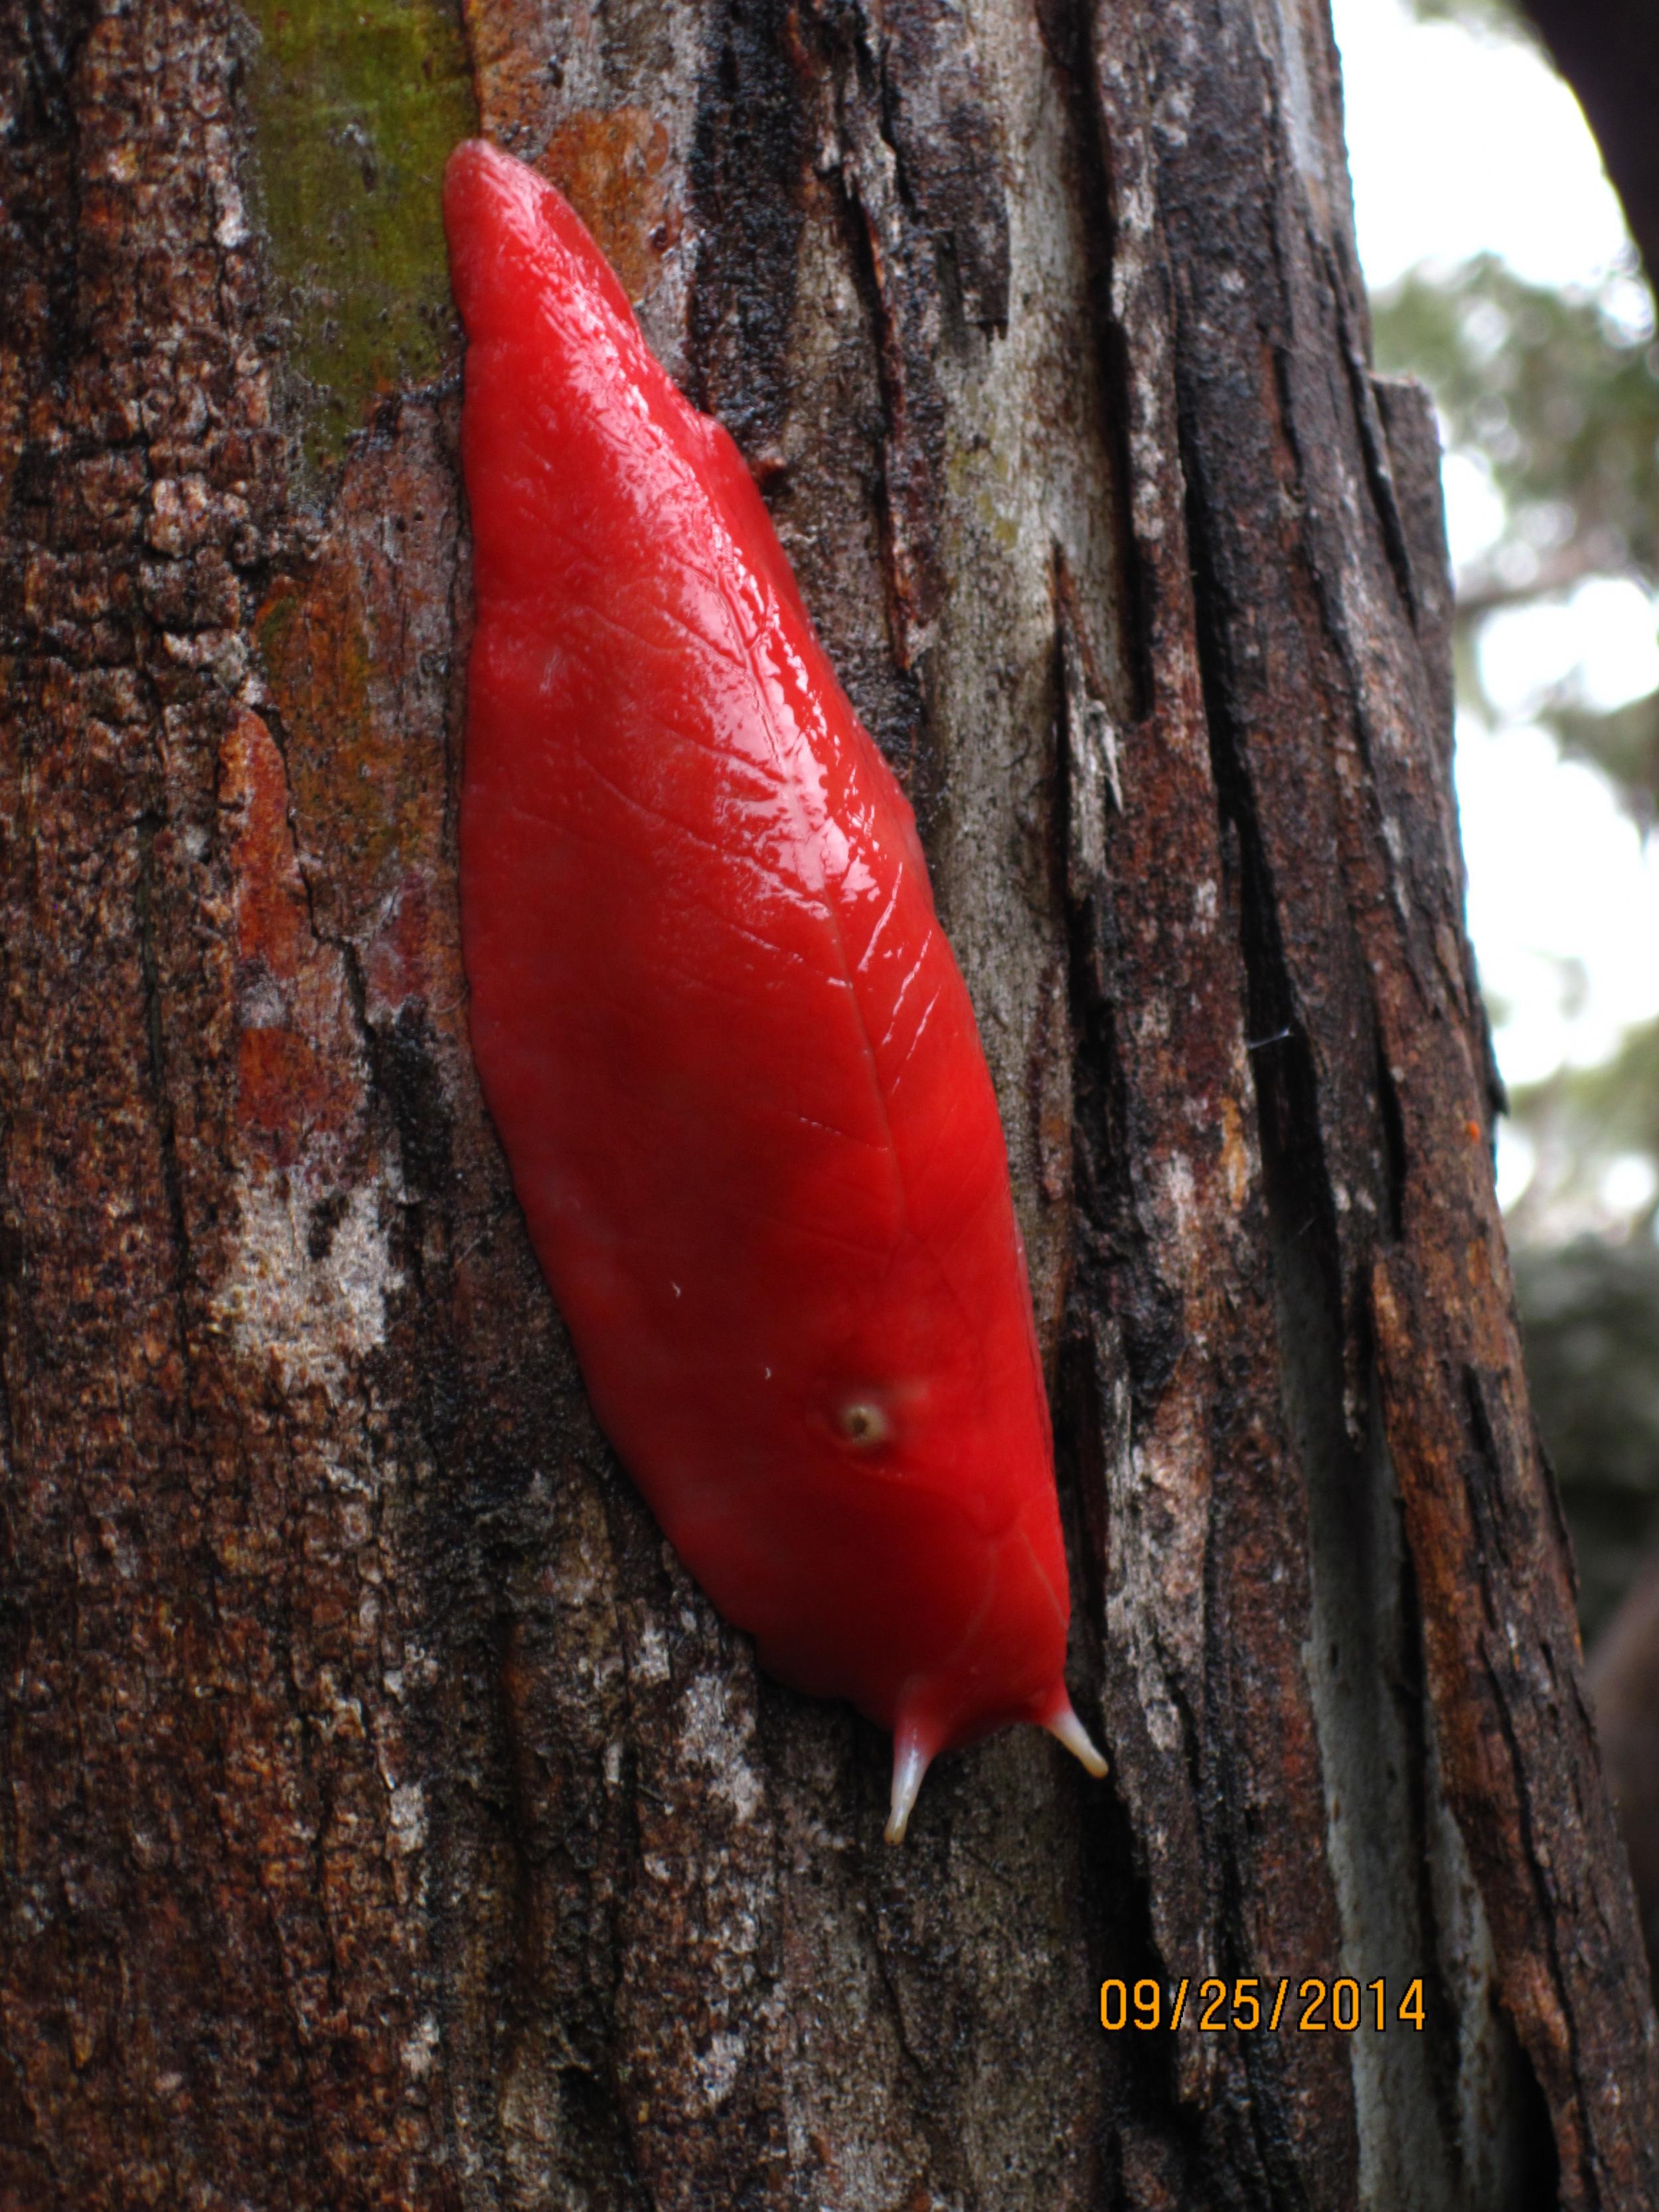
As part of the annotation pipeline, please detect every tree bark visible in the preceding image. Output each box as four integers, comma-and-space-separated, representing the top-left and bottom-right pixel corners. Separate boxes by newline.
1, 0, 1654, 2206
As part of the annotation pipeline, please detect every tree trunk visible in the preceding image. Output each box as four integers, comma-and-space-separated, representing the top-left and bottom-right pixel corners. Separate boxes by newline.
1, 0, 1654, 2205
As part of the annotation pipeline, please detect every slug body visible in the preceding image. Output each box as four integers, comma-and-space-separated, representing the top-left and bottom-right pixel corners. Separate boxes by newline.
445, 141, 1103, 1838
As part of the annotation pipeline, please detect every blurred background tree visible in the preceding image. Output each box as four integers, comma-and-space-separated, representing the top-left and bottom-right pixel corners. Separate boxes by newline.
1348, 0, 1659, 1658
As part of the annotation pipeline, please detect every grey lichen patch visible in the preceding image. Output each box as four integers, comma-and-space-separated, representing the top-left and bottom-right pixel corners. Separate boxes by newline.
242, 0, 477, 479
679, 1670, 763, 1824
212, 1173, 400, 1398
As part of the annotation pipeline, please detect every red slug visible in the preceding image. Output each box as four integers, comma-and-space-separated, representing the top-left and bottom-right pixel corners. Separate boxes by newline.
444, 139, 1105, 1840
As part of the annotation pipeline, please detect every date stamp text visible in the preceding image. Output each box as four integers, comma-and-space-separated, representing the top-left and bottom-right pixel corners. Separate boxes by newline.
1100, 1977, 1427, 2035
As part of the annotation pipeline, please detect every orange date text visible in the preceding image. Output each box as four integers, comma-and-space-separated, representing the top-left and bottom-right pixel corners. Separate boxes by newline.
1099, 1976, 1426, 2034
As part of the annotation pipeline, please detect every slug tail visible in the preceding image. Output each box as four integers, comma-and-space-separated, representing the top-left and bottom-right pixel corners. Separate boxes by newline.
1044, 1694, 1109, 1778
885, 1716, 935, 1844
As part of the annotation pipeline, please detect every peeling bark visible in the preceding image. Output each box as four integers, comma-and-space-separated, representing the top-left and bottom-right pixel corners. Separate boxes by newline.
1, 0, 1654, 2205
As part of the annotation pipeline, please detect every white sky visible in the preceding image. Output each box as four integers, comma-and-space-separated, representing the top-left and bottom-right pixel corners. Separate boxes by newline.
1332, 0, 1630, 291
1331, 0, 1659, 1126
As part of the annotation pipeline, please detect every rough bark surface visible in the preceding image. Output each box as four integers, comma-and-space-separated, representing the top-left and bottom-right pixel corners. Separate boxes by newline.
0, 0, 1654, 2206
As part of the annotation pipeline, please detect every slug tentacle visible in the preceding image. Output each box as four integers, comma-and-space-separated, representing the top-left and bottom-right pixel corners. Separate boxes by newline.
886, 1715, 937, 1845
1045, 1696, 1109, 1779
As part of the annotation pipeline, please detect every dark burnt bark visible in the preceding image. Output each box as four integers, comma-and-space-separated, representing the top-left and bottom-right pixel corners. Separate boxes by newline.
0, 0, 1654, 2205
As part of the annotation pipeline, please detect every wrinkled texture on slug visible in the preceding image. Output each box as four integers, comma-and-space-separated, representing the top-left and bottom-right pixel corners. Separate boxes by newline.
444, 140, 1101, 1836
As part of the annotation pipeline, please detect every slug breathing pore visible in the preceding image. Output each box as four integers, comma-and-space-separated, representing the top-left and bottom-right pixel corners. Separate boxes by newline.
444, 138, 1106, 1843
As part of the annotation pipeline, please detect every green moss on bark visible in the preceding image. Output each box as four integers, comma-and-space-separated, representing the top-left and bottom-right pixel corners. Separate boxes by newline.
244, 0, 477, 475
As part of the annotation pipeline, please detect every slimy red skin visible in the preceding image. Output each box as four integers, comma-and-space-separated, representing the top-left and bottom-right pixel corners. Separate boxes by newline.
444, 140, 1103, 1838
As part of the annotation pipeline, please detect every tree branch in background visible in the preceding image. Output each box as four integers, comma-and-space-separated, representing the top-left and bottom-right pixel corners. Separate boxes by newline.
1522, 0, 1659, 290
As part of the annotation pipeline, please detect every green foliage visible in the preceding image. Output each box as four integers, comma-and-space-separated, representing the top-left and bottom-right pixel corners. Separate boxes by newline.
1407, 0, 1525, 31
1553, 693, 1659, 831
1375, 258, 1659, 591
243, 0, 478, 479
1514, 1235, 1659, 1642
1508, 1018, 1659, 1227
1376, 259, 1659, 825
1552, 1017, 1659, 1161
